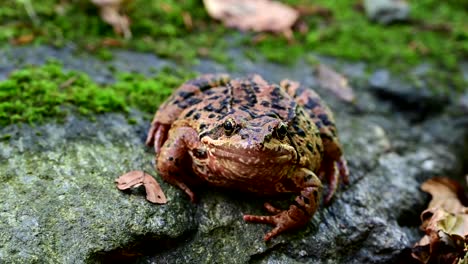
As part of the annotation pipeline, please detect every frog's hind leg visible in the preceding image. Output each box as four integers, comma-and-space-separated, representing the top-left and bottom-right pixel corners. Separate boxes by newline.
280, 79, 349, 203
243, 168, 322, 241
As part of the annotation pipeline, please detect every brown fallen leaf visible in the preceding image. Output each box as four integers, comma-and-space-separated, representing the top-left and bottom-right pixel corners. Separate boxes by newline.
203, 0, 299, 34
11, 34, 35, 45
182, 11, 193, 31
412, 177, 468, 264
91, 0, 132, 39
294, 4, 333, 18
421, 178, 467, 215
314, 64, 356, 103
101, 37, 124, 47
115, 170, 167, 204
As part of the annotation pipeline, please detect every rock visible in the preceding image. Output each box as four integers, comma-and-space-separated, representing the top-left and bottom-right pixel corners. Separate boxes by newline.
364, 0, 410, 24
0, 47, 466, 263
0, 107, 465, 263
459, 91, 468, 113
368, 69, 450, 121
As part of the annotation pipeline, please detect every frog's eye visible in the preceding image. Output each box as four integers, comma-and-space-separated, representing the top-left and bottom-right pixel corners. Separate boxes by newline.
275, 123, 288, 140
223, 119, 235, 135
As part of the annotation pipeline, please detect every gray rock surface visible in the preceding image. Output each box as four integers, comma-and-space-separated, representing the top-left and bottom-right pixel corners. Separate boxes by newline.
364, 0, 410, 24
0, 46, 466, 263
368, 69, 450, 121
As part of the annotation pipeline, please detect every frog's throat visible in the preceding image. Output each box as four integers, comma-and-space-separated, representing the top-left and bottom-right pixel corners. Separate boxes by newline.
201, 137, 297, 165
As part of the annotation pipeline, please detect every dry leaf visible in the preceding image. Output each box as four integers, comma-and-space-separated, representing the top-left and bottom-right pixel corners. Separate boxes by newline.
115, 170, 167, 204
91, 0, 132, 39
294, 4, 332, 18
314, 64, 356, 103
203, 0, 299, 34
421, 178, 467, 215
101, 37, 123, 47
11, 34, 35, 45
412, 177, 468, 264
182, 11, 193, 30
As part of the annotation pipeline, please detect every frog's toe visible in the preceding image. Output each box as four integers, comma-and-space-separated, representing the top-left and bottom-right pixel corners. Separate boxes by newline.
243, 205, 309, 241
263, 202, 283, 214
322, 157, 350, 205
146, 122, 170, 153
243, 213, 285, 241
338, 156, 349, 184
323, 163, 339, 205
145, 122, 159, 146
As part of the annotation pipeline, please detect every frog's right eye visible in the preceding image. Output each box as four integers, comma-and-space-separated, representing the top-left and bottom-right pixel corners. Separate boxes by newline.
223, 119, 235, 135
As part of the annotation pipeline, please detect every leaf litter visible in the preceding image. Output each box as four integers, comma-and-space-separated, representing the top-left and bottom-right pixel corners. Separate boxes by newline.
412, 177, 468, 264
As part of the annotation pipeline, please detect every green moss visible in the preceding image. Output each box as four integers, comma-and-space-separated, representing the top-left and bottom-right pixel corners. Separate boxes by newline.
0, 62, 194, 126
2, 0, 467, 92
0, 134, 11, 141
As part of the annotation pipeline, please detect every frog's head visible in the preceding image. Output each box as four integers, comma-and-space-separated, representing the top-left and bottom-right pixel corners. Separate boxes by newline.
199, 115, 298, 167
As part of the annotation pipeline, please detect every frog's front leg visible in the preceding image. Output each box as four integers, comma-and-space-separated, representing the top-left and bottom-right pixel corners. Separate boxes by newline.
243, 168, 322, 241
157, 126, 205, 202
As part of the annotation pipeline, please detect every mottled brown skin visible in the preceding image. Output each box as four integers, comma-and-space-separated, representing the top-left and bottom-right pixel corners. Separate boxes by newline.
146, 74, 349, 241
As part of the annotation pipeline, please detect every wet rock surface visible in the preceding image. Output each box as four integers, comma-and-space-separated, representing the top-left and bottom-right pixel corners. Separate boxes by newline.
0, 46, 467, 263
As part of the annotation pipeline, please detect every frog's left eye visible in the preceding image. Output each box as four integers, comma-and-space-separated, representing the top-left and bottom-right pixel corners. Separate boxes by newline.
275, 123, 288, 140
223, 118, 235, 135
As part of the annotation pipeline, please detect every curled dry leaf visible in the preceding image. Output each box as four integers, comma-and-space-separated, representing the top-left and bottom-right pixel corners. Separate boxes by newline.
314, 64, 356, 103
115, 170, 167, 204
412, 177, 468, 264
11, 34, 35, 45
203, 0, 299, 34
91, 0, 132, 39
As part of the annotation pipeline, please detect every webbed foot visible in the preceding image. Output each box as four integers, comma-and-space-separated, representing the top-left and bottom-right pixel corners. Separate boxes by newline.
243, 203, 310, 241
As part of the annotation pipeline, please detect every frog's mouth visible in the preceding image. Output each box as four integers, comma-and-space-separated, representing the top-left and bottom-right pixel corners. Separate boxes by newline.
200, 136, 297, 166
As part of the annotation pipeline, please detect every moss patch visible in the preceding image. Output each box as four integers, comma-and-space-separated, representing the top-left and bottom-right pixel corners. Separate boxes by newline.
0, 62, 194, 126
1, 1, 467, 93
2, 1, 467, 67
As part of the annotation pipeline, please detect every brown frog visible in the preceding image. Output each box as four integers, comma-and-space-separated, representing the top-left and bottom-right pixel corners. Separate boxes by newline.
143, 74, 349, 241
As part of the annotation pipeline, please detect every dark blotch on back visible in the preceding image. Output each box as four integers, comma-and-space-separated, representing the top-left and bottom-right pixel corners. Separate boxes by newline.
243, 84, 257, 107
318, 113, 333, 126
208, 95, 221, 100
271, 103, 286, 110
185, 109, 195, 118
294, 86, 306, 98
239, 105, 257, 118
179, 91, 194, 99
193, 113, 201, 120
295, 128, 306, 137
179, 97, 202, 108
190, 79, 215, 92
305, 99, 319, 110
204, 104, 214, 112
306, 143, 315, 153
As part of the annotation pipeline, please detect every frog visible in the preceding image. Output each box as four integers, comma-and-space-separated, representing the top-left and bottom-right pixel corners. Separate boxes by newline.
144, 74, 349, 241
